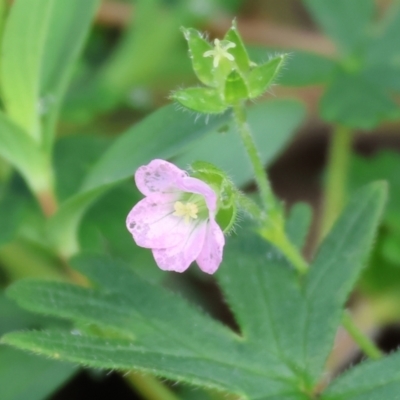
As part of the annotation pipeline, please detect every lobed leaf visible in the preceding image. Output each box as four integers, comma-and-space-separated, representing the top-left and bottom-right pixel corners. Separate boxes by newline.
303, 0, 374, 55
2, 183, 387, 398
322, 352, 400, 400
303, 182, 387, 378
320, 69, 400, 129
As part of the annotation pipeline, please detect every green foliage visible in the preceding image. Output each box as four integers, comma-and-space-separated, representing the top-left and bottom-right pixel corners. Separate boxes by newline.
175, 100, 305, 187
303, 0, 374, 55
172, 88, 227, 114
349, 152, 400, 299
321, 352, 400, 400
0, 293, 76, 400
176, 24, 287, 113
0, 112, 52, 194
248, 47, 337, 87
0, 347, 75, 400
320, 70, 400, 130
223, 20, 251, 73
0, 186, 26, 247
285, 203, 312, 250
247, 56, 285, 98
2, 183, 387, 398
1, 0, 99, 145
301, 0, 400, 129
81, 105, 229, 192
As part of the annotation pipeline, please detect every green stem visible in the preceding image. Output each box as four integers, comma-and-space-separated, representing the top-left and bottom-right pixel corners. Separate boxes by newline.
232, 103, 276, 213
342, 310, 383, 360
125, 371, 181, 400
321, 125, 353, 237
232, 102, 307, 274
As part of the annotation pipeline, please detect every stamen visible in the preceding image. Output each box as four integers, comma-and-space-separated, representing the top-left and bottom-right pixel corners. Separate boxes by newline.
173, 201, 199, 224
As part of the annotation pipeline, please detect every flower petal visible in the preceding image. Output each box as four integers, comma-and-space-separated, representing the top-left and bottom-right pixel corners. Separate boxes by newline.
176, 176, 217, 214
196, 219, 225, 274
126, 194, 191, 249
152, 222, 207, 273
135, 159, 187, 197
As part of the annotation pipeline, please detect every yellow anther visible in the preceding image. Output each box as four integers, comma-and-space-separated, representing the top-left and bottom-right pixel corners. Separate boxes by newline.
173, 201, 199, 223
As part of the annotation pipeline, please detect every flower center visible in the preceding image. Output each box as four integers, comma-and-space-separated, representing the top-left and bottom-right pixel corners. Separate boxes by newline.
203, 39, 236, 68
173, 201, 199, 224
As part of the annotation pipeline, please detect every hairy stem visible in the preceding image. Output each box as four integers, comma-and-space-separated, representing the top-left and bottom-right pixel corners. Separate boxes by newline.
232, 103, 276, 214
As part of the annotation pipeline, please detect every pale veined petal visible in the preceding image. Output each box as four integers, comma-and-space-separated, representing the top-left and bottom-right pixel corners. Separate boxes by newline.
196, 219, 225, 274
152, 222, 207, 273
126, 194, 192, 249
135, 159, 188, 197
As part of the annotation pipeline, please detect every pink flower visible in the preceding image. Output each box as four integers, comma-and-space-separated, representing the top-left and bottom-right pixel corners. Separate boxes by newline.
126, 159, 225, 274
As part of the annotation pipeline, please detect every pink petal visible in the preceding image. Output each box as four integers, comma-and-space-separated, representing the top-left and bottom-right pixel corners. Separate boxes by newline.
135, 159, 187, 197
175, 176, 218, 215
126, 194, 191, 249
152, 222, 207, 273
196, 219, 225, 274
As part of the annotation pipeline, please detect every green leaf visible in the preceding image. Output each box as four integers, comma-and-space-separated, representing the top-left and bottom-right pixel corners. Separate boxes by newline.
0, 187, 26, 247
0, 112, 52, 194
303, 182, 387, 377
223, 20, 251, 73
320, 69, 400, 129
38, 0, 99, 149
64, 0, 196, 119
174, 100, 306, 187
3, 256, 295, 398
181, 27, 215, 87
47, 186, 111, 258
278, 53, 336, 87
1, 0, 99, 144
303, 0, 374, 55
285, 203, 312, 250
348, 152, 400, 295
247, 55, 286, 98
0, 346, 75, 400
172, 87, 227, 114
82, 104, 230, 192
217, 184, 386, 389
349, 151, 400, 229
321, 352, 400, 400
365, 2, 400, 66
0, 292, 76, 400
2, 183, 386, 398
248, 48, 337, 86
54, 135, 111, 201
